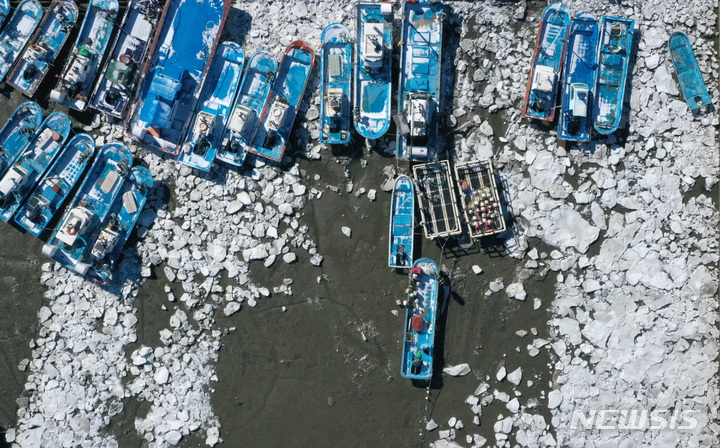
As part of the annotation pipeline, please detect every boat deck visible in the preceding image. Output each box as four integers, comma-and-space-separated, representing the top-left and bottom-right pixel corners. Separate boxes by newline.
413, 160, 461, 239
454, 160, 506, 238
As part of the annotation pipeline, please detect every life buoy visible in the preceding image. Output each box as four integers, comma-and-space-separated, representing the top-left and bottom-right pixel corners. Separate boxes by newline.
199, 122, 208, 132
119, 54, 132, 65
67, 226, 77, 235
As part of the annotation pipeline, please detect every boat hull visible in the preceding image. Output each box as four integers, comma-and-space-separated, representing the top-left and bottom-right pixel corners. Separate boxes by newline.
178, 42, 245, 171
50, 0, 119, 111
522, 2, 570, 122
0, 0, 43, 83
216, 49, 278, 167
668, 31, 712, 111
88, 165, 153, 282
388, 175, 414, 268
319, 23, 352, 145
0, 112, 71, 222
400, 258, 439, 381
7, 0, 78, 97
558, 13, 599, 142
15, 133, 96, 236
593, 16, 634, 135
353, 1, 393, 140
0, 101, 43, 180
125, 0, 231, 155
90, 0, 163, 119
250, 41, 314, 162
42, 142, 132, 275
396, 0, 443, 162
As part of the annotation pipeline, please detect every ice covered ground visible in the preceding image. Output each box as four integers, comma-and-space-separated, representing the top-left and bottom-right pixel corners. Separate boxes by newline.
431, 0, 719, 447
5, 0, 719, 447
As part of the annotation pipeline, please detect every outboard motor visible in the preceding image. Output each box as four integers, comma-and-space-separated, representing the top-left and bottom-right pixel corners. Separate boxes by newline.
105, 88, 121, 105
23, 65, 38, 81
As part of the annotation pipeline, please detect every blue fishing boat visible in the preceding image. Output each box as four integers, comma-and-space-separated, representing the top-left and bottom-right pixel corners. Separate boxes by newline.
0, 0, 9, 30
0, 102, 43, 180
668, 31, 711, 111
400, 258, 440, 381
250, 41, 314, 162
90, 0, 163, 119
7, 0, 78, 97
50, 0, 119, 111
216, 49, 277, 167
319, 23, 352, 145
126, 0, 231, 155
396, 0, 444, 162
178, 42, 245, 171
88, 165, 153, 282
523, 2, 570, 122
15, 134, 95, 237
354, 1, 393, 140
42, 142, 132, 275
558, 13, 599, 142
593, 16, 634, 135
388, 175, 414, 269
0, 0, 43, 83
0, 112, 71, 222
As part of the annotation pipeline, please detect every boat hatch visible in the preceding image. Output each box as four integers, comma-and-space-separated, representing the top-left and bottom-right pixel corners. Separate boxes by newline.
123, 190, 137, 214
328, 53, 342, 78
101, 170, 120, 193
531, 66, 555, 92
569, 83, 589, 117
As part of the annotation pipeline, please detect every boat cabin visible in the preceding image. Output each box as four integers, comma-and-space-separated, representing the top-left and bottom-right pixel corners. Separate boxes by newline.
363, 21, 384, 68
57, 206, 93, 245
227, 104, 253, 134
569, 83, 588, 118
530, 65, 555, 112
267, 98, 290, 132
326, 87, 343, 117
91, 227, 119, 259
407, 95, 429, 158
0, 166, 29, 200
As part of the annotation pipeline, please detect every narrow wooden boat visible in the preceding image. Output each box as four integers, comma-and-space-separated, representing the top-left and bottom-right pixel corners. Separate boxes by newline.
453, 159, 505, 238
216, 49, 277, 167
0, 111, 70, 222
0, 101, 43, 180
389, 175, 414, 268
353, 1, 393, 140
15, 134, 95, 237
126, 0, 231, 155
7, 0, 78, 97
668, 31, 711, 111
42, 142, 132, 275
250, 41, 314, 162
412, 160, 462, 239
522, 2, 570, 122
90, 0, 163, 119
0, 0, 43, 83
50, 0, 119, 111
593, 16, 634, 135
400, 258, 439, 381
319, 23, 352, 145
88, 165, 153, 282
558, 13, 599, 142
178, 42, 244, 171
396, 0, 443, 161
